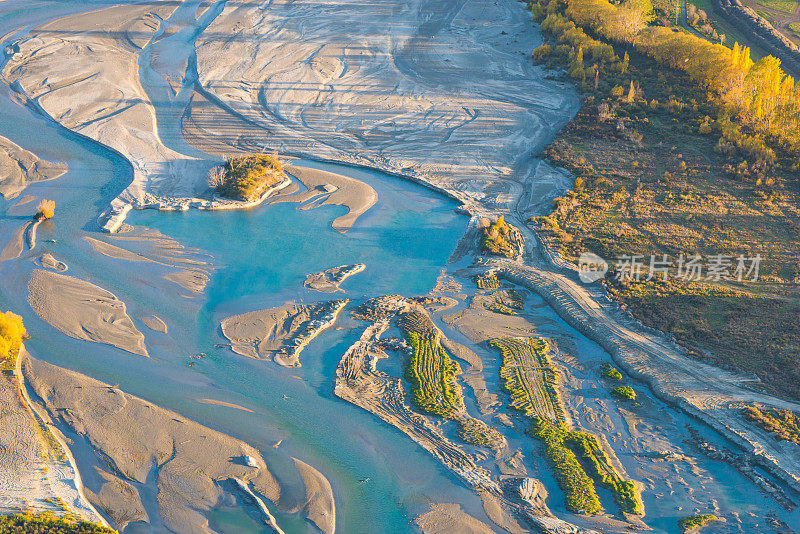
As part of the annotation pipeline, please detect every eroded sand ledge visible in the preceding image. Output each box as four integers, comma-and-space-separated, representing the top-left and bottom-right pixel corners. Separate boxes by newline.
27, 268, 148, 357
0, 134, 67, 199
220, 300, 348, 367
304, 263, 366, 293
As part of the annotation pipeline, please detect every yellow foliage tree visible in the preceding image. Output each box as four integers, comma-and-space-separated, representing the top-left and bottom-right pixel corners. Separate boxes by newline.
36, 199, 55, 220
0, 311, 27, 362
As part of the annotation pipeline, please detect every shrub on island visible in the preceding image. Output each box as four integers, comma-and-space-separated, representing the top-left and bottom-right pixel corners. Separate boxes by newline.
211, 154, 284, 202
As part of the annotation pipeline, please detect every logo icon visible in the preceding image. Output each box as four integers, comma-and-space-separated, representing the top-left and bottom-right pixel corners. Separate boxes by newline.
578, 252, 608, 283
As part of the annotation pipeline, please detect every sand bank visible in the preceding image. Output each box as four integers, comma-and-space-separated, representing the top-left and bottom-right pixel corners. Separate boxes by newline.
85, 230, 213, 295
414, 503, 495, 534
442, 292, 540, 344
221, 300, 348, 367
280, 166, 377, 232
191, 0, 578, 218
22, 357, 283, 534
141, 315, 167, 333
291, 458, 336, 534
27, 269, 148, 357
0, 134, 67, 199
230, 478, 285, 534
37, 253, 68, 272
26, 219, 40, 250
197, 398, 253, 413
304, 264, 365, 293
0, 220, 29, 261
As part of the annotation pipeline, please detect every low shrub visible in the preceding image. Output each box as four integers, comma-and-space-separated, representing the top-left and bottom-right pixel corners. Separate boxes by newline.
611, 385, 636, 400
601, 364, 623, 380
679, 514, 719, 532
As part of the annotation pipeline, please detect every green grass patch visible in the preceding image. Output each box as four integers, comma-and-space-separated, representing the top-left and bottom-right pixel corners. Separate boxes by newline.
753, 0, 796, 13
485, 289, 524, 315
456, 417, 505, 447
611, 386, 637, 400
475, 271, 500, 290
789, 22, 800, 39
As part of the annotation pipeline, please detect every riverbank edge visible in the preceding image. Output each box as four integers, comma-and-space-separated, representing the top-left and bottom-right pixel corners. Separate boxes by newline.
14, 346, 110, 527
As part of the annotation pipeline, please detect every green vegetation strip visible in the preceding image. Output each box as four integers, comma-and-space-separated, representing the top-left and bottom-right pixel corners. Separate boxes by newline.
490, 337, 564, 422
531, 417, 643, 515
490, 337, 642, 515
404, 332, 464, 417
0, 512, 113, 533
403, 331, 504, 447
565, 430, 644, 514
530, 416, 603, 514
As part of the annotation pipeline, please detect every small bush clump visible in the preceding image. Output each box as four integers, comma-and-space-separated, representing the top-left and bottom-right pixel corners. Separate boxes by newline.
611, 385, 636, 400
601, 364, 623, 380
679, 514, 719, 532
